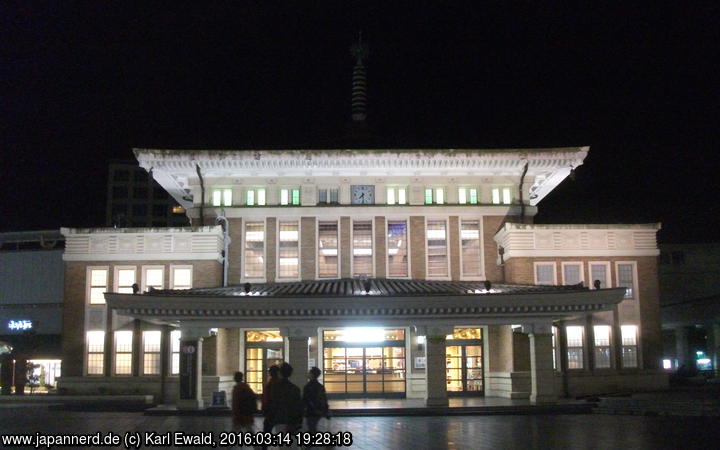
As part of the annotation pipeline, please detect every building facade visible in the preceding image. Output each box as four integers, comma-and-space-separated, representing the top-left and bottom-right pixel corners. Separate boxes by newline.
58, 148, 667, 408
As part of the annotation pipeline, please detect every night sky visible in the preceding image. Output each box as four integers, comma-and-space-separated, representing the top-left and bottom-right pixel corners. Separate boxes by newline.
2, 3, 718, 243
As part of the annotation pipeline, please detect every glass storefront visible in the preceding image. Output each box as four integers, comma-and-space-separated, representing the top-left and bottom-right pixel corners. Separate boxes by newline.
244, 330, 283, 394
445, 328, 484, 395
322, 328, 406, 397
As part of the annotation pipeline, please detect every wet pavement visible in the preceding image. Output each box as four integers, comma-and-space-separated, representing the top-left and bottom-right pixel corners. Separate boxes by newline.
1, 405, 718, 449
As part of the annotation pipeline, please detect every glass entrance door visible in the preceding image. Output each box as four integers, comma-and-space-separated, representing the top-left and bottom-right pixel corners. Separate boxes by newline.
245, 347, 284, 394
323, 345, 406, 397
445, 328, 484, 395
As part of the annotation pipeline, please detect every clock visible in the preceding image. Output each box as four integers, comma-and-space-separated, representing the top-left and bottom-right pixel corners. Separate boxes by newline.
351, 185, 375, 204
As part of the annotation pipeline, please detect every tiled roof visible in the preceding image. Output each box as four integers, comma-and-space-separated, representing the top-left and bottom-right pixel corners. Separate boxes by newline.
146, 278, 588, 298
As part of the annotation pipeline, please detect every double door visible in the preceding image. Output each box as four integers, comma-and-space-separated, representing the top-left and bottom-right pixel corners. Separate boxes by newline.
245, 345, 283, 394
446, 344, 483, 395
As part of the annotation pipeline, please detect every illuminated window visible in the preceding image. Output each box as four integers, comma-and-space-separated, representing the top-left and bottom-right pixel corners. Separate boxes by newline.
278, 221, 299, 279
594, 325, 612, 369
552, 326, 558, 370
461, 220, 482, 277
170, 266, 192, 290
246, 188, 266, 206
212, 188, 232, 207
458, 188, 478, 205
590, 262, 610, 288
170, 330, 181, 375
142, 331, 161, 375
621, 325, 638, 368
427, 220, 448, 277
534, 262, 556, 285
491, 187, 512, 205
387, 187, 407, 205
424, 188, 444, 204
86, 331, 105, 375
566, 326, 584, 369
616, 263, 636, 299
115, 267, 136, 294
142, 266, 164, 292
352, 221, 373, 277
280, 188, 301, 206
318, 222, 339, 278
663, 359, 672, 370
387, 220, 408, 277
114, 331, 133, 375
172, 205, 186, 214
88, 268, 108, 305
562, 262, 583, 285
244, 222, 265, 278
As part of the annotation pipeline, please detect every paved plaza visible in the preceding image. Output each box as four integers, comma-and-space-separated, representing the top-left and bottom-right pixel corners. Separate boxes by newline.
1, 405, 719, 449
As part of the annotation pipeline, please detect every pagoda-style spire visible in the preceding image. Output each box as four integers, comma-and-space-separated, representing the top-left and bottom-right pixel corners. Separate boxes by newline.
350, 32, 369, 122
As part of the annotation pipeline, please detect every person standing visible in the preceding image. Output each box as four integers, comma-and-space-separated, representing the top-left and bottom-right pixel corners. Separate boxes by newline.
267, 362, 303, 433
260, 365, 280, 450
231, 371, 257, 432
302, 367, 329, 434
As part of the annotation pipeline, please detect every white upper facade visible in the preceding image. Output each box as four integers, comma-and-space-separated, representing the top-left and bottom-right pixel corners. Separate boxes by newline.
134, 147, 588, 213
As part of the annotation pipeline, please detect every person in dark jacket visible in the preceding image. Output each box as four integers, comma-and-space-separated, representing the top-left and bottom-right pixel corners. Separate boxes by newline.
231, 371, 257, 431
267, 362, 303, 433
261, 364, 281, 444
302, 367, 329, 434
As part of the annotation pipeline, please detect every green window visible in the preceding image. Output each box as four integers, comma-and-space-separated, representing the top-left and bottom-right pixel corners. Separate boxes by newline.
425, 188, 433, 204
291, 189, 300, 205
469, 188, 478, 204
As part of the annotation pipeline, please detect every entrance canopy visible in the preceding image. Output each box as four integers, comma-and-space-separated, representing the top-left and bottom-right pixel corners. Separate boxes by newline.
104, 278, 626, 329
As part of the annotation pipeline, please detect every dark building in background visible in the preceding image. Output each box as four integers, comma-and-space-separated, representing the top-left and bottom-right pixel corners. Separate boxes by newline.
659, 243, 720, 375
106, 161, 189, 228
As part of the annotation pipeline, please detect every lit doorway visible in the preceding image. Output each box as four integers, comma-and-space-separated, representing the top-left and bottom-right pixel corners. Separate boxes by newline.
244, 330, 283, 394
445, 328, 484, 395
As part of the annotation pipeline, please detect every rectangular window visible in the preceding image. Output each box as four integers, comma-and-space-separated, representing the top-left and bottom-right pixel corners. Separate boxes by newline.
352, 221, 373, 276
318, 189, 327, 204
170, 266, 193, 290
461, 220, 482, 277
115, 267, 136, 294
330, 188, 339, 204
387, 220, 408, 277
534, 262, 556, 285
88, 268, 108, 305
424, 188, 445, 204
617, 263, 636, 299
142, 266, 164, 292
318, 222, 339, 278
590, 263, 610, 289
425, 188, 433, 204
246, 188, 265, 206
621, 325, 638, 368
244, 222, 265, 278
552, 326, 558, 370
280, 188, 301, 205
593, 325, 612, 369
435, 188, 445, 204
317, 188, 338, 204
426, 220, 448, 277
114, 331, 133, 375
278, 221, 300, 279
142, 331, 162, 375
386, 187, 407, 205
86, 331, 105, 375
458, 188, 478, 205
566, 326, 584, 369
212, 189, 232, 207
491, 187, 512, 205
562, 262, 583, 286
171, 330, 181, 375
387, 187, 396, 205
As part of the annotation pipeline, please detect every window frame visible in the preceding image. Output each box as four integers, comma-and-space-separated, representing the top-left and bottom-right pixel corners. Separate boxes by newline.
491, 187, 513, 205
620, 324, 639, 369
85, 330, 105, 376
589, 261, 612, 289
280, 188, 301, 206
565, 325, 585, 370
424, 187, 446, 205
386, 186, 408, 205
245, 187, 266, 206
141, 330, 162, 376
276, 219, 301, 280
317, 187, 339, 205
350, 218, 375, 278
113, 330, 133, 376
458, 187, 479, 205
113, 265, 137, 294
615, 261, 639, 300
170, 330, 181, 376
169, 265, 193, 290
86, 266, 109, 305
385, 217, 411, 279
211, 188, 233, 207
316, 219, 340, 279
561, 261, 584, 286
533, 262, 557, 285
425, 217, 450, 279
458, 218, 485, 280
242, 220, 267, 281
141, 265, 165, 292
593, 325, 613, 369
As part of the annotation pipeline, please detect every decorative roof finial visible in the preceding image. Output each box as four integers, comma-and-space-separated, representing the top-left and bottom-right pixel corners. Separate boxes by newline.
350, 32, 369, 122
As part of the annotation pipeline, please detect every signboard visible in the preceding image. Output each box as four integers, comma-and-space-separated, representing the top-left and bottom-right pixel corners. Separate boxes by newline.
8, 320, 33, 331
179, 341, 198, 400
414, 357, 426, 369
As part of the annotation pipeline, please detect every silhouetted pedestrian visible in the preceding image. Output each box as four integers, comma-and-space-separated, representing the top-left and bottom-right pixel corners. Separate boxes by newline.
303, 367, 329, 434
231, 371, 257, 432
267, 362, 303, 433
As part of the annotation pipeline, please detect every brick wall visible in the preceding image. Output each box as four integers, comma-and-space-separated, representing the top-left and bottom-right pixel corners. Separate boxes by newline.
374, 216, 387, 278
448, 216, 460, 280
340, 217, 351, 278
483, 216, 508, 282
266, 218, 277, 282
301, 217, 316, 280
227, 218, 243, 284
410, 216, 426, 279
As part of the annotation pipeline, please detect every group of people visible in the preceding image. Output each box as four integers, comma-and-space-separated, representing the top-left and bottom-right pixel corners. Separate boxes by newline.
232, 362, 330, 436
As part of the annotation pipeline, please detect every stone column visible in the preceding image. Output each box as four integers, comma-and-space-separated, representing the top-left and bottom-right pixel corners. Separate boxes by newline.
177, 327, 208, 410
281, 327, 316, 389
420, 325, 454, 407
523, 322, 556, 404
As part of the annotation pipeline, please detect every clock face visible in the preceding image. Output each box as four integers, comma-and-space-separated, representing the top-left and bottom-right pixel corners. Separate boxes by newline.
351, 185, 375, 204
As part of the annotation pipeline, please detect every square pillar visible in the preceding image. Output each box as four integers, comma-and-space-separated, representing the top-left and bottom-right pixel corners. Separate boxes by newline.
177, 327, 208, 410
523, 322, 556, 404
420, 325, 454, 407
280, 327, 316, 389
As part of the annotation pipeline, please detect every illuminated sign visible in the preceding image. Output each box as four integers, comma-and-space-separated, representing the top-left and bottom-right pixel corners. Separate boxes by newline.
8, 320, 33, 331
